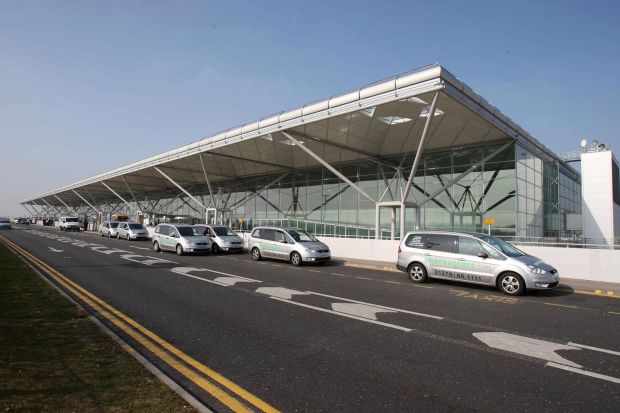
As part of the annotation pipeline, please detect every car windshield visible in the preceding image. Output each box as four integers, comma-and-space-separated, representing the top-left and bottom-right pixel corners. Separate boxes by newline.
286, 229, 317, 242
479, 236, 525, 257
66, 218, 79, 222
178, 227, 201, 237
129, 224, 144, 230
110, 223, 119, 228
213, 226, 236, 236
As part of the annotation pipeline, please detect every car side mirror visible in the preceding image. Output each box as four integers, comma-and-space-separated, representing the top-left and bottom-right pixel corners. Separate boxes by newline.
477, 252, 488, 259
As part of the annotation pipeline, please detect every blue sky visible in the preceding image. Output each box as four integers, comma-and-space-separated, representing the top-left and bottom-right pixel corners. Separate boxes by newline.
1, 0, 619, 216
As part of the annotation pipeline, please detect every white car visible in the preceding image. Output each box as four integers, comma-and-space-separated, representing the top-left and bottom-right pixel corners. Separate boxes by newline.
59, 216, 81, 232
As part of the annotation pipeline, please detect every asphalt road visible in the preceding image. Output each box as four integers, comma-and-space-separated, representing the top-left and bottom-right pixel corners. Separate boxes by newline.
2, 225, 619, 412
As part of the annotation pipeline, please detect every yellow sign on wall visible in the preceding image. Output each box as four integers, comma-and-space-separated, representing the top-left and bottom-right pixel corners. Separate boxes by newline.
484, 218, 495, 225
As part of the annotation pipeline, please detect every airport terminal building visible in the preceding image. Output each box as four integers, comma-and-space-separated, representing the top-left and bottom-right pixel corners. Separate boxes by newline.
21, 64, 584, 241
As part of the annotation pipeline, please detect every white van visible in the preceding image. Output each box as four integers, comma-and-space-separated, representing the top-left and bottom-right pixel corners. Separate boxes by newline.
59, 216, 81, 232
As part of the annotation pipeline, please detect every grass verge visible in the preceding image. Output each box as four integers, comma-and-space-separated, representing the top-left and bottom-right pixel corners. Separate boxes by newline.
0, 241, 196, 412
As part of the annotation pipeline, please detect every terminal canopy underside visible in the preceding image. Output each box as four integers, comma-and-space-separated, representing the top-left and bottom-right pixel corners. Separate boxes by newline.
22, 77, 580, 240
27, 90, 507, 205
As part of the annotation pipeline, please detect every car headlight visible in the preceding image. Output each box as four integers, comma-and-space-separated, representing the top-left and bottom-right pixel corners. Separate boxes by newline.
527, 265, 546, 274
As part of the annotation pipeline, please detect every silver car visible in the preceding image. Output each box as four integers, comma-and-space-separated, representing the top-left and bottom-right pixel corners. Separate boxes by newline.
152, 224, 212, 255
248, 226, 331, 266
99, 221, 120, 238
117, 222, 149, 240
0, 218, 11, 229
396, 231, 559, 296
194, 224, 244, 253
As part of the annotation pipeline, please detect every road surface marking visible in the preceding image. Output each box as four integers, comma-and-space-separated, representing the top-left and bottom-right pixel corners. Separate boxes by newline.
567, 342, 620, 356
330, 273, 346, 276
213, 277, 260, 286
170, 267, 260, 287
609, 311, 620, 315
474, 332, 582, 368
546, 362, 620, 384
120, 254, 178, 266
544, 302, 579, 309
308, 290, 443, 320
450, 290, 518, 304
0, 235, 278, 413
129, 245, 151, 251
308, 270, 321, 273
256, 287, 310, 300
332, 303, 396, 320
270, 297, 412, 332
384, 281, 401, 284
48, 247, 63, 253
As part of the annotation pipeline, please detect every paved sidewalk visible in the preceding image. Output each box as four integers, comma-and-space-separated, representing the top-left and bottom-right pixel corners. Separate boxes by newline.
332, 256, 620, 298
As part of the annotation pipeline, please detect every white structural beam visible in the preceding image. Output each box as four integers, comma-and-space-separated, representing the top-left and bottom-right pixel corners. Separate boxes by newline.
101, 181, 137, 212
229, 172, 290, 209
283, 131, 376, 204
41, 197, 63, 216
122, 176, 145, 211
72, 190, 102, 214
417, 141, 513, 207
402, 92, 439, 203
154, 167, 207, 210
199, 153, 215, 208
54, 195, 80, 216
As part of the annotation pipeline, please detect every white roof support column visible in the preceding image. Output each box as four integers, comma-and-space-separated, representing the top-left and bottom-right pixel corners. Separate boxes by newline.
229, 172, 290, 209
22, 203, 35, 217
101, 181, 137, 212
41, 197, 63, 216
54, 194, 80, 216
402, 92, 439, 203
199, 153, 216, 208
154, 167, 207, 210
283, 131, 377, 204
72, 190, 102, 214
417, 141, 513, 207
121, 176, 145, 211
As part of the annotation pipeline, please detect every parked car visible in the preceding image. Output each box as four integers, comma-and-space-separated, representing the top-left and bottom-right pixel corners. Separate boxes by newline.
99, 221, 120, 238
152, 224, 212, 255
248, 226, 331, 266
0, 218, 12, 229
59, 216, 81, 231
194, 224, 244, 253
396, 231, 560, 296
17, 218, 29, 224
117, 222, 149, 240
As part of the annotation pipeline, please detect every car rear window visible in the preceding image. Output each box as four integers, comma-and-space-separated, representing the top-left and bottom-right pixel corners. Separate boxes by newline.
426, 234, 456, 253
404, 233, 428, 249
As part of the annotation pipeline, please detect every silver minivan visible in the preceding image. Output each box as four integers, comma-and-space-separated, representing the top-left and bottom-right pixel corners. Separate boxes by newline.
117, 222, 149, 240
99, 221, 120, 237
152, 224, 212, 255
248, 226, 331, 266
194, 224, 244, 253
396, 231, 559, 296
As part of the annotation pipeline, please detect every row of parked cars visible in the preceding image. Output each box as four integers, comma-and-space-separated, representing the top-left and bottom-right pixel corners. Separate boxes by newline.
97, 219, 556, 295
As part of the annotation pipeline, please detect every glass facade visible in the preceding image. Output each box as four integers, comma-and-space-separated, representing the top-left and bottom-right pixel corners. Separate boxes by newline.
109, 142, 580, 240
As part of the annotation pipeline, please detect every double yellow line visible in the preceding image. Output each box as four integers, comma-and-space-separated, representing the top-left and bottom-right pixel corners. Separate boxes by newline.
0, 235, 279, 413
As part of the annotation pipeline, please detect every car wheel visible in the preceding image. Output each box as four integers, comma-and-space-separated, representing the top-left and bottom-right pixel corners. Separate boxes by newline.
100, 231, 104, 237
290, 251, 302, 266
498, 272, 525, 296
251, 247, 261, 261
407, 262, 428, 283
126, 234, 130, 241
176, 244, 184, 256
153, 241, 161, 252
211, 243, 220, 254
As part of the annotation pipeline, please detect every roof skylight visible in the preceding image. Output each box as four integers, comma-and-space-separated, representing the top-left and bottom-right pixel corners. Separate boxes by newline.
378, 116, 413, 125
419, 107, 445, 118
